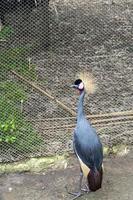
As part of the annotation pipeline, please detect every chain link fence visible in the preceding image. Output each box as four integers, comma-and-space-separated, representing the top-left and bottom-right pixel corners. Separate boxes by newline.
0, 0, 133, 162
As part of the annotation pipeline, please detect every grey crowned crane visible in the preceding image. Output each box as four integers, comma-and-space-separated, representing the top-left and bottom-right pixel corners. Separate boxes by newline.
69, 73, 103, 199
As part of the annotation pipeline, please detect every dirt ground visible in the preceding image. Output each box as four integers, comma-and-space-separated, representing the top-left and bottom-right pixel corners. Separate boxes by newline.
0, 151, 133, 200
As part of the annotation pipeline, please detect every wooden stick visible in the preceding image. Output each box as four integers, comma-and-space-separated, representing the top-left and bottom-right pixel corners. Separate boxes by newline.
31, 115, 133, 125
28, 110, 133, 121
11, 70, 76, 116
92, 115, 133, 124
87, 110, 133, 119
55, 99, 76, 116
41, 120, 133, 133
94, 120, 133, 128
35, 117, 133, 130
10, 70, 133, 120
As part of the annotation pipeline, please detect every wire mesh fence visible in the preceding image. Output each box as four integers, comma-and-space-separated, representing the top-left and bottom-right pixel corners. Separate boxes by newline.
0, 0, 133, 162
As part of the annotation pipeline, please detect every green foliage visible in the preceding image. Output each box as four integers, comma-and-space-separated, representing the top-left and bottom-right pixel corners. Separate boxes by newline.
0, 96, 18, 122
0, 118, 17, 144
14, 120, 43, 153
0, 44, 42, 158
0, 26, 13, 40
0, 96, 43, 154
0, 47, 36, 81
0, 81, 27, 103
0, 81, 43, 155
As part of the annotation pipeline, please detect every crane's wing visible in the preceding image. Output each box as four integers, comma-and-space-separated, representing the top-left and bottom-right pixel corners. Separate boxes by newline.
73, 128, 103, 171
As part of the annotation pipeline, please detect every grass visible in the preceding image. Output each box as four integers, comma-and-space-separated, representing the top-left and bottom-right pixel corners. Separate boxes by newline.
0, 81, 27, 103
0, 26, 13, 40
0, 42, 44, 160
0, 47, 37, 81
0, 82, 44, 158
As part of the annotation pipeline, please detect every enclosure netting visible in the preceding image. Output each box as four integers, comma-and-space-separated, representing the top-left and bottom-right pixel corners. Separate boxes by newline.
0, 0, 133, 162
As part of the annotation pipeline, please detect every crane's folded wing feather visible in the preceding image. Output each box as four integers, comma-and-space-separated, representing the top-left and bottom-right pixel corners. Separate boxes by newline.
73, 128, 103, 171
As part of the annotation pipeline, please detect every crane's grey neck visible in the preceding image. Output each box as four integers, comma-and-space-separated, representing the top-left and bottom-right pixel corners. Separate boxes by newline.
77, 90, 85, 121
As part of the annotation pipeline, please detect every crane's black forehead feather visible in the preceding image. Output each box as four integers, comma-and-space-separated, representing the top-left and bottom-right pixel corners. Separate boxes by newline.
74, 79, 82, 85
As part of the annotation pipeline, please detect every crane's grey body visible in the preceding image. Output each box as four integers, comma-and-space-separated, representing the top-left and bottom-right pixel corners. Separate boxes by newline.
73, 90, 103, 185
73, 117, 103, 173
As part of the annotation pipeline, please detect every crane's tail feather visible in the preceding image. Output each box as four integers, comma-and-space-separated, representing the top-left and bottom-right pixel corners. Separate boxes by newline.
87, 167, 103, 192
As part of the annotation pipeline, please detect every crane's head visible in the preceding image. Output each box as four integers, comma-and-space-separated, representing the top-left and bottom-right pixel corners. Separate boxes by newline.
71, 72, 96, 95
71, 79, 84, 94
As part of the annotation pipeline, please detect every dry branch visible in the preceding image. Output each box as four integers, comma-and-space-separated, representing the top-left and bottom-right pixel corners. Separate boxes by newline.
11, 70, 76, 116
40, 120, 133, 134
92, 115, 133, 124
35, 117, 133, 131
29, 110, 133, 121
87, 110, 133, 119
10, 70, 133, 125
31, 114, 133, 125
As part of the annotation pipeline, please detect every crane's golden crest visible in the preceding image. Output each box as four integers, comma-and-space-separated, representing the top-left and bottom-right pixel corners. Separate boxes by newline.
76, 71, 97, 94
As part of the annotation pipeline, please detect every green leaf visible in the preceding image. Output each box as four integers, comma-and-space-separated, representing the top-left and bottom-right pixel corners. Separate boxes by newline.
5, 136, 10, 143
3, 123, 9, 132
11, 122, 16, 131
10, 136, 16, 143
5, 135, 16, 144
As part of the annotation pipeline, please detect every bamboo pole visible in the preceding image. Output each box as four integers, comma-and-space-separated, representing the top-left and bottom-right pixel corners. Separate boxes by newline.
87, 110, 133, 119
40, 120, 133, 134
35, 117, 133, 131
30, 115, 133, 125
28, 110, 133, 121
11, 70, 133, 122
92, 115, 133, 124
94, 120, 133, 128
11, 70, 76, 116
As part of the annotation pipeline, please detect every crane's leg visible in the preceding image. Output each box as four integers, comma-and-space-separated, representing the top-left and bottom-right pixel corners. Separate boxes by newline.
66, 171, 83, 199
81, 183, 90, 193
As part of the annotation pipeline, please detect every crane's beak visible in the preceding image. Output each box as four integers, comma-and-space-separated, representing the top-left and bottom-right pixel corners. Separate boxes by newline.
70, 84, 78, 89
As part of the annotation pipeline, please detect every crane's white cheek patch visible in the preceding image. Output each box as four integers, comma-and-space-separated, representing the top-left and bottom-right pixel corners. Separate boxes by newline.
78, 82, 84, 90
78, 156, 90, 177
